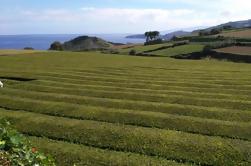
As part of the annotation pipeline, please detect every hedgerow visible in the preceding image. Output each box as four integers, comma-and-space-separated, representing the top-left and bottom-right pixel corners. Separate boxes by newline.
1, 111, 250, 166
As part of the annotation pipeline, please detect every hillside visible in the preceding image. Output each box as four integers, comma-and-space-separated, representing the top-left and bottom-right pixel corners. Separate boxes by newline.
194, 19, 251, 33
63, 36, 113, 51
125, 34, 145, 39
215, 46, 251, 55
219, 28, 251, 38
162, 31, 191, 40
118, 42, 204, 57
211, 19, 251, 30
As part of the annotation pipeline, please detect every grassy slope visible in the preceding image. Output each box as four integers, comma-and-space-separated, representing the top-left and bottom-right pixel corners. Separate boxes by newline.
0, 50, 251, 165
118, 43, 204, 57
215, 46, 251, 55
0, 49, 45, 55
148, 44, 204, 56
119, 43, 172, 54
220, 28, 251, 38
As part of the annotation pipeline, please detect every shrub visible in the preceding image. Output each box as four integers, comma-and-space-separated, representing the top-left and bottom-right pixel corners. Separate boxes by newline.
205, 39, 236, 49
203, 45, 212, 54
23, 47, 34, 50
129, 49, 136, 55
0, 119, 55, 166
49, 41, 63, 51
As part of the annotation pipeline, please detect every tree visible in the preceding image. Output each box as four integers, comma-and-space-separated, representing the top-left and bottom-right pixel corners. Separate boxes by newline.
153, 31, 160, 40
144, 31, 160, 43
144, 32, 150, 42
23, 47, 34, 50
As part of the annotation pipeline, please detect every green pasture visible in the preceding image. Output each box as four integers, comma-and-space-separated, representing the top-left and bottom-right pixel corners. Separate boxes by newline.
149, 44, 204, 56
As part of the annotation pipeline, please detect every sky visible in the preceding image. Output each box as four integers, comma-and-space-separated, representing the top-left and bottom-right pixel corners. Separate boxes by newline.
0, 0, 251, 35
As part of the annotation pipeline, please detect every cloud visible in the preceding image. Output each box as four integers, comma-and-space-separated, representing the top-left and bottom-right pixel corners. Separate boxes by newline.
79, 8, 194, 25
1, 0, 251, 34
4, 8, 197, 33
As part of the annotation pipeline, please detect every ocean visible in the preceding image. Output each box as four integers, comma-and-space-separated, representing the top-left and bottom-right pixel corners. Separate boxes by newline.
0, 34, 145, 50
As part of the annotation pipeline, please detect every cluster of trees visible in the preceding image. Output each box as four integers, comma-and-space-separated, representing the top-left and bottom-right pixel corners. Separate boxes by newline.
144, 31, 160, 42
23, 47, 34, 50
144, 31, 163, 45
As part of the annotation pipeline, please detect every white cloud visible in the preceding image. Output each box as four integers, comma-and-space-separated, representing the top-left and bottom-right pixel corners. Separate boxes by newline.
1, 0, 251, 34
7, 8, 197, 33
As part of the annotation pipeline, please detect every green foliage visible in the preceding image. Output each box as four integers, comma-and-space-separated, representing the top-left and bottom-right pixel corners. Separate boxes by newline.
0, 119, 55, 166
129, 49, 136, 55
205, 38, 236, 49
172, 41, 189, 47
176, 36, 226, 42
49, 41, 63, 51
1, 111, 250, 166
0, 50, 251, 165
120, 42, 172, 54
23, 47, 34, 50
29, 137, 189, 166
150, 44, 204, 56
63, 36, 112, 51
144, 31, 160, 43
144, 39, 163, 45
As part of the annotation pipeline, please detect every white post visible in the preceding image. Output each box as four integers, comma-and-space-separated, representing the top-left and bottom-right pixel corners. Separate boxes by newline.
0, 81, 3, 88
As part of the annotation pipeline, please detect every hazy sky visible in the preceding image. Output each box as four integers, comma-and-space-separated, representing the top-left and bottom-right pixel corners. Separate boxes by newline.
0, 0, 250, 34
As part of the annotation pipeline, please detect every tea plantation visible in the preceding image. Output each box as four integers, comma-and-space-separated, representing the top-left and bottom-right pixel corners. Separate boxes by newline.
0, 50, 250, 165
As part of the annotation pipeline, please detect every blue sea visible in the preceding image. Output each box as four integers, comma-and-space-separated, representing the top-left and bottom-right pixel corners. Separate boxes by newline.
0, 34, 145, 50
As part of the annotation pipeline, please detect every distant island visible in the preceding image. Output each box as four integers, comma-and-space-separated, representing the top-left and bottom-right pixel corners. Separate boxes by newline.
125, 34, 146, 39
50, 36, 113, 51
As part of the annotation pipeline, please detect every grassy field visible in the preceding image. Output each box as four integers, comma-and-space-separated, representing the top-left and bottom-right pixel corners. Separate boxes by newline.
0, 50, 251, 165
149, 44, 204, 56
216, 46, 251, 55
118, 42, 173, 54
220, 28, 251, 38
0, 49, 45, 55
118, 43, 204, 57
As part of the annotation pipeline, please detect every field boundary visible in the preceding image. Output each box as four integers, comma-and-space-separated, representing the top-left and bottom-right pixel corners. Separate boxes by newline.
173, 50, 251, 63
